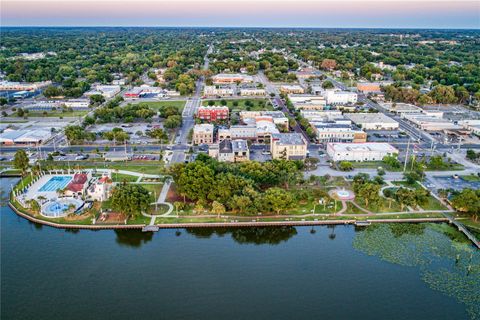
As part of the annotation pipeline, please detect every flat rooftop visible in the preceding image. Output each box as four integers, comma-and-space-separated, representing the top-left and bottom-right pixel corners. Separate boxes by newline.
344, 113, 398, 124
272, 133, 306, 146
328, 142, 398, 153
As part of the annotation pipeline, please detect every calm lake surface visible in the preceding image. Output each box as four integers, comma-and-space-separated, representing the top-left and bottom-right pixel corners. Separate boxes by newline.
1, 178, 479, 320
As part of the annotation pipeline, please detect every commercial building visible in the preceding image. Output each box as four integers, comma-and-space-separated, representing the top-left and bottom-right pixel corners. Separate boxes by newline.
0, 80, 52, 91
295, 67, 319, 79
312, 125, 367, 143
288, 95, 326, 110
270, 133, 308, 160
239, 111, 288, 126
85, 85, 121, 99
239, 88, 266, 96
322, 89, 358, 105
204, 86, 234, 97
209, 139, 250, 162
197, 106, 229, 122
344, 113, 399, 130
327, 142, 398, 162
280, 85, 305, 94
64, 99, 90, 109
193, 124, 214, 145
218, 125, 257, 141
212, 73, 253, 84
458, 120, 480, 136
356, 82, 382, 93
403, 114, 461, 131
380, 102, 422, 114
124, 87, 143, 99
0, 129, 51, 146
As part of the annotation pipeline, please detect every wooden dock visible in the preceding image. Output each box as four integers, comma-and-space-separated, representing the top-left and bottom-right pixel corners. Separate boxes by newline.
443, 213, 480, 249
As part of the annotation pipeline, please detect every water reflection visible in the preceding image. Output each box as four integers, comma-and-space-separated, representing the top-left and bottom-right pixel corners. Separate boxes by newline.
185, 226, 298, 245
114, 229, 154, 248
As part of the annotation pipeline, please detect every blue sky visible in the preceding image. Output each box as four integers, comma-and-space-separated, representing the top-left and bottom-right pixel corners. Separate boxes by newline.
2, 1, 479, 29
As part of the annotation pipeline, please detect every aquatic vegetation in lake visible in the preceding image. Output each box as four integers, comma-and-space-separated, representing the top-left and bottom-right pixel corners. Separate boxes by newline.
353, 223, 480, 319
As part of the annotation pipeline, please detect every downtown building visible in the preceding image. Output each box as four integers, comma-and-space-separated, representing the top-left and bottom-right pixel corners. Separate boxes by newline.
196, 106, 229, 122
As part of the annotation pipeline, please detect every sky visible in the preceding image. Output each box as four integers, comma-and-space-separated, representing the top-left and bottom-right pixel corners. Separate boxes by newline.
1, 0, 479, 29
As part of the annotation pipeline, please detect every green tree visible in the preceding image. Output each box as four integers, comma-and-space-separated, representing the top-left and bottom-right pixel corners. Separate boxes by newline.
262, 187, 294, 215
13, 150, 29, 175
451, 189, 480, 221
338, 161, 353, 171
211, 201, 226, 218
110, 184, 151, 219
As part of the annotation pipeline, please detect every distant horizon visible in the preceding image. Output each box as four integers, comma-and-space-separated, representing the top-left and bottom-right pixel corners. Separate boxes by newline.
2, 1, 479, 29
2, 26, 479, 30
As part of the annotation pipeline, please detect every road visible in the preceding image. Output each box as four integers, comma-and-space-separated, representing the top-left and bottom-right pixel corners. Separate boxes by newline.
168, 44, 212, 165
257, 70, 311, 145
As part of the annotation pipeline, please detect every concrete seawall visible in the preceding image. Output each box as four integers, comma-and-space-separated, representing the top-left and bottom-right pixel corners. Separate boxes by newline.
8, 202, 450, 230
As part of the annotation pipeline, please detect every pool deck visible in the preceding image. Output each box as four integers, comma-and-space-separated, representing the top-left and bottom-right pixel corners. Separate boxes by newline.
24, 174, 73, 201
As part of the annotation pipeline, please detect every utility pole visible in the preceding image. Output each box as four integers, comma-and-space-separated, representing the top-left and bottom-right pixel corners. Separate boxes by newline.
403, 137, 410, 173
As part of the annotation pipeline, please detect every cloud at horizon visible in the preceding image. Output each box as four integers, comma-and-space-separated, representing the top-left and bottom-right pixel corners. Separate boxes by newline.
2, 1, 479, 29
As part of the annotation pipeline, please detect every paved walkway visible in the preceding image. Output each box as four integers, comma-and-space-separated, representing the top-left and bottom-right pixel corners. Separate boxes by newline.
142, 179, 174, 225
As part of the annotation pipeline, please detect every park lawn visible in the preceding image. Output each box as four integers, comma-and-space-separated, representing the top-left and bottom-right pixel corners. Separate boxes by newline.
0, 169, 22, 176
350, 161, 403, 172
23, 110, 89, 118
110, 172, 138, 183
13, 174, 33, 192
202, 98, 273, 111
461, 174, 480, 182
392, 180, 421, 189
137, 183, 164, 202
425, 163, 464, 171
135, 100, 186, 111
419, 196, 448, 211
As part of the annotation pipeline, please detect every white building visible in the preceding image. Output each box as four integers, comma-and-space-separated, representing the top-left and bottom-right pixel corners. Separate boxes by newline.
270, 133, 308, 160
0, 80, 52, 91
239, 88, 266, 96
239, 111, 288, 126
458, 120, 480, 135
280, 85, 305, 94
193, 124, 214, 145
87, 175, 113, 202
0, 129, 52, 146
380, 102, 422, 114
323, 89, 358, 105
85, 85, 121, 98
289, 95, 326, 110
64, 99, 90, 109
212, 73, 253, 84
204, 85, 234, 97
403, 114, 461, 131
327, 142, 398, 162
344, 113, 399, 130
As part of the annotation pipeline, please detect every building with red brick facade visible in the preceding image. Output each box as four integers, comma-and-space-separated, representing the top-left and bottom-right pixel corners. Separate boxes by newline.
197, 106, 229, 121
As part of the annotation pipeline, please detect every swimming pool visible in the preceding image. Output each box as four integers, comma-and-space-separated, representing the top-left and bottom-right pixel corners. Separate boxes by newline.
41, 198, 84, 217
38, 176, 72, 192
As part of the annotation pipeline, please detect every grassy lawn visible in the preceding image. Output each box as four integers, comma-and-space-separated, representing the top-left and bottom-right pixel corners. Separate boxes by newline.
460, 174, 480, 182
202, 98, 273, 111
23, 110, 89, 118
13, 174, 33, 192
137, 183, 164, 202
420, 196, 448, 211
110, 172, 138, 182
351, 161, 402, 172
135, 100, 186, 111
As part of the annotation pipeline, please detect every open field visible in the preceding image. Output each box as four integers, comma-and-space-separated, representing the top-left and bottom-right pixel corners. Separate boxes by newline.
202, 98, 273, 111
134, 100, 186, 111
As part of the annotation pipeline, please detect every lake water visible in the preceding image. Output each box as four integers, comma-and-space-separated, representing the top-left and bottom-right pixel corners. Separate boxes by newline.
1, 178, 479, 320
